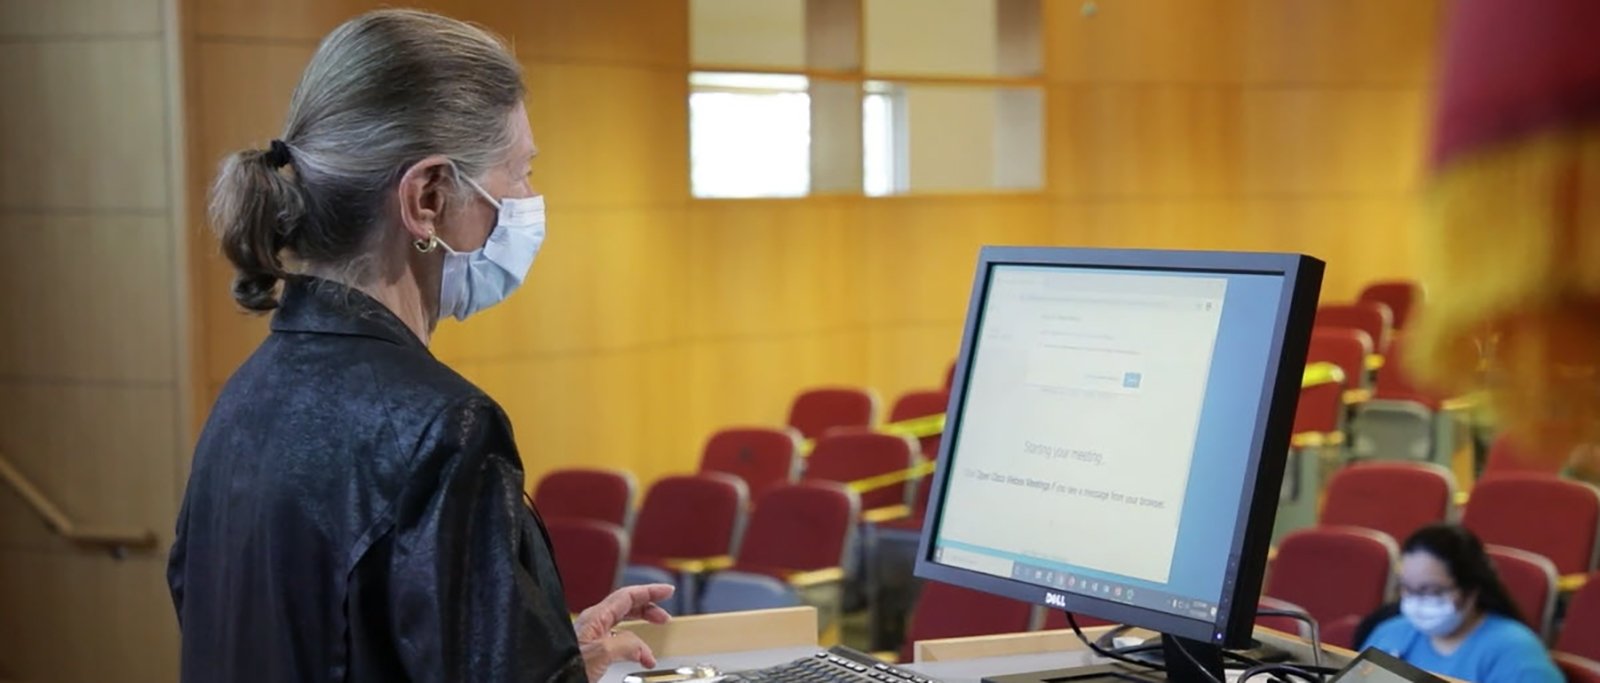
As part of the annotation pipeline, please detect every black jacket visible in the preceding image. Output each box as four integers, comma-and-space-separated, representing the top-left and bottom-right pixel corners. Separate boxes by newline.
169, 277, 583, 682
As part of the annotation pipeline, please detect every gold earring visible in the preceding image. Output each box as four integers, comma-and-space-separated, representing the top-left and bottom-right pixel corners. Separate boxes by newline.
413, 233, 439, 253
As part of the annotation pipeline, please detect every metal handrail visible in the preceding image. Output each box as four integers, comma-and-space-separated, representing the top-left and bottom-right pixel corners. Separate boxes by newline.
0, 451, 157, 556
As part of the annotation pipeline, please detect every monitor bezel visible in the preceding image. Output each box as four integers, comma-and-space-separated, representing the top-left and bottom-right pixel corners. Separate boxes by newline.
912, 246, 1324, 650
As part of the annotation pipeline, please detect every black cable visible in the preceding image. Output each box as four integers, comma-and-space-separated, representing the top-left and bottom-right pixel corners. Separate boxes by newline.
1237, 663, 1327, 682
1064, 611, 1164, 672
1255, 607, 1328, 680
1166, 635, 1224, 683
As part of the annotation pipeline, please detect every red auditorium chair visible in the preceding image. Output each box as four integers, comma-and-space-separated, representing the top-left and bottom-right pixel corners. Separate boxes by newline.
944, 361, 957, 392
890, 389, 949, 459
901, 581, 1035, 661
1320, 461, 1456, 545
699, 426, 801, 502
1486, 545, 1560, 640
1557, 653, 1600, 683
622, 473, 749, 614
1350, 337, 1446, 462
1358, 280, 1423, 331
545, 518, 628, 612
1316, 303, 1393, 356
1309, 327, 1375, 392
1461, 474, 1600, 575
1264, 527, 1398, 648
697, 482, 859, 619
1293, 377, 1345, 441
533, 468, 637, 530
1480, 434, 1565, 480
806, 430, 920, 513
1556, 572, 1600, 661
788, 386, 879, 441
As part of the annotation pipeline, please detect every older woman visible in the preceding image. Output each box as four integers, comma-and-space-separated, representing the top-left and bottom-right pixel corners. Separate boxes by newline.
167, 10, 669, 682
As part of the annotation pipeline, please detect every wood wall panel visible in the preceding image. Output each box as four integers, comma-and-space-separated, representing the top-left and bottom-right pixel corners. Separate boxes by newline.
1241, 0, 1442, 85
0, 215, 176, 383
0, 1, 186, 680
431, 206, 692, 362
0, 554, 175, 683
1239, 88, 1427, 196
525, 63, 689, 209
685, 199, 859, 338
855, 197, 1052, 323
0, 0, 162, 37
1044, 0, 1243, 84
1049, 86, 1242, 199
0, 384, 179, 548
178, 0, 1441, 527
187, 0, 387, 40
0, 40, 169, 210
526, 0, 688, 67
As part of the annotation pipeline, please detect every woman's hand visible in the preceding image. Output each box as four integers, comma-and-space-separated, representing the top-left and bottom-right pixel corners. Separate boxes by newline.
575, 584, 674, 682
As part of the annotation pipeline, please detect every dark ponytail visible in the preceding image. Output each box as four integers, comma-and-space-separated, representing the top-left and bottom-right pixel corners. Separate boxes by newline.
1402, 523, 1527, 624
209, 145, 307, 311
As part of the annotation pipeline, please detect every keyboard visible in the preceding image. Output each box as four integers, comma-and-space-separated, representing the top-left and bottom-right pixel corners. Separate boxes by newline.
719, 645, 945, 683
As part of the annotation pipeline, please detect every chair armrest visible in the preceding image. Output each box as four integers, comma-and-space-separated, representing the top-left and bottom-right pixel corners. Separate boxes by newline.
1560, 573, 1590, 593
861, 504, 911, 524
1440, 393, 1483, 412
787, 567, 846, 589
1343, 388, 1373, 405
657, 555, 736, 574
1366, 354, 1385, 371
1291, 432, 1346, 449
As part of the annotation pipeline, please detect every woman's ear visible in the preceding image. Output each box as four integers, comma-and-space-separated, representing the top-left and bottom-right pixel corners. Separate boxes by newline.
396, 155, 454, 244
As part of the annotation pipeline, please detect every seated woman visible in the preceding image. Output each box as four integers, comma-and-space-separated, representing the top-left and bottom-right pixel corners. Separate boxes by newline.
1361, 524, 1560, 682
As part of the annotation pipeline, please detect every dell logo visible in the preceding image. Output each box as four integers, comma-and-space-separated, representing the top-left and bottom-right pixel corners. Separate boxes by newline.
1045, 592, 1067, 608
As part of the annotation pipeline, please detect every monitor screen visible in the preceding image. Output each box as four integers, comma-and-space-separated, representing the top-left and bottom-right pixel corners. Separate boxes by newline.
916, 248, 1322, 647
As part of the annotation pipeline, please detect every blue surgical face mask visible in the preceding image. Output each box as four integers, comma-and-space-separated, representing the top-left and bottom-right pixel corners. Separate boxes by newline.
435, 168, 545, 322
1400, 594, 1466, 637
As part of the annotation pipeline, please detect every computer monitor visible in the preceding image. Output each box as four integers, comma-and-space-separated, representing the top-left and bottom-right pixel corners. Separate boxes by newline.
914, 247, 1324, 682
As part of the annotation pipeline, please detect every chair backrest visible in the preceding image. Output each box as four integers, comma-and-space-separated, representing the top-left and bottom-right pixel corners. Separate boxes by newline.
736, 482, 859, 574
787, 387, 879, 441
545, 518, 628, 612
1264, 526, 1399, 648
1461, 474, 1600, 575
1557, 653, 1600, 683
1370, 336, 1440, 409
804, 430, 918, 511
1320, 461, 1456, 543
1358, 280, 1423, 331
1316, 303, 1393, 356
890, 389, 949, 459
1309, 327, 1375, 391
1485, 545, 1559, 640
699, 427, 801, 503
533, 468, 636, 529
1293, 380, 1345, 437
1481, 434, 1565, 480
901, 581, 1034, 661
1556, 572, 1600, 661
629, 472, 748, 563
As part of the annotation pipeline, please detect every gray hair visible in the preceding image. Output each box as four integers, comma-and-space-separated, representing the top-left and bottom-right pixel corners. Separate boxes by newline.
210, 9, 524, 311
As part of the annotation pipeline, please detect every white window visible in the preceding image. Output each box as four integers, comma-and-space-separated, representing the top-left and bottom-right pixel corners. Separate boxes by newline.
689, 72, 812, 199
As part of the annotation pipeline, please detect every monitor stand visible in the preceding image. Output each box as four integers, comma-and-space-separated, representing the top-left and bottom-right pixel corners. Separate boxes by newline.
983, 633, 1281, 683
